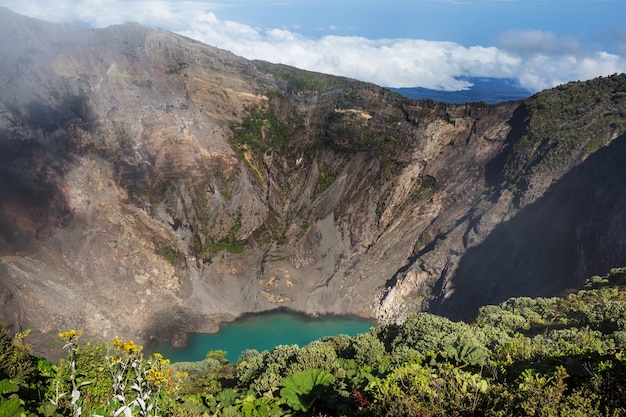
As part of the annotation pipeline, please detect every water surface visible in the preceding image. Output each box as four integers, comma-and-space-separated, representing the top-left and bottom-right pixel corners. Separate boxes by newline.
154, 311, 375, 363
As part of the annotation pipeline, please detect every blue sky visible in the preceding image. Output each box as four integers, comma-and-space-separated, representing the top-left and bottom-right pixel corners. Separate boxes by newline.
2, 0, 626, 92
215, 0, 625, 50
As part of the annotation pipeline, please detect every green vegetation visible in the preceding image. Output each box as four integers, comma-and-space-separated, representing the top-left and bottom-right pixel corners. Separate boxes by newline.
420, 174, 437, 190
232, 107, 290, 156
202, 237, 245, 257
280, 369, 335, 413
4, 267, 626, 415
375, 135, 400, 175
199, 215, 245, 258
231, 105, 290, 182
320, 110, 408, 179
162, 245, 185, 265
254, 63, 351, 93
504, 73, 626, 188
314, 162, 342, 198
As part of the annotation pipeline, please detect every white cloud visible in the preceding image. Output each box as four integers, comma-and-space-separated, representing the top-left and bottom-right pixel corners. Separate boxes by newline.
2, 1, 626, 92
9, 0, 228, 28
497, 30, 626, 90
181, 23, 625, 92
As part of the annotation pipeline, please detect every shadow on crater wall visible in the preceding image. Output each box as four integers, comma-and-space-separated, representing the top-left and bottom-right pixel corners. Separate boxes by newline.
431, 133, 626, 320
0, 101, 82, 252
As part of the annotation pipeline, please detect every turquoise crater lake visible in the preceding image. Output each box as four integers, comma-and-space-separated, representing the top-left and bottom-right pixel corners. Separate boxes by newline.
154, 311, 376, 363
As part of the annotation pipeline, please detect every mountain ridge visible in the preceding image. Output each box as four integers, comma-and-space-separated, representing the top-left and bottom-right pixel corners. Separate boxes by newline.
391, 77, 533, 104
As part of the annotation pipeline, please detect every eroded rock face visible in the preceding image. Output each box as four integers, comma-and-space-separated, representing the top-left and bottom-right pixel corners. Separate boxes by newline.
1, 8, 626, 358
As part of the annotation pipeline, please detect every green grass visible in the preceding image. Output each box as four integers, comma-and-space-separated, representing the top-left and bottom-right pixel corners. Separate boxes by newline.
254, 62, 351, 93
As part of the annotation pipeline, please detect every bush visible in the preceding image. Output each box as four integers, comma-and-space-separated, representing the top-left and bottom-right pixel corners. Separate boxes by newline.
390, 313, 490, 366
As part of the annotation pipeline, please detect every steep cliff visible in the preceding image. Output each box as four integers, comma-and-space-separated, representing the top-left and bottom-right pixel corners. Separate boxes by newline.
1, 8, 626, 357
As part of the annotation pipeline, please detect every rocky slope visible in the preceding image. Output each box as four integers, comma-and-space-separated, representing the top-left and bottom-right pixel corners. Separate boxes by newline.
1, 8, 626, 357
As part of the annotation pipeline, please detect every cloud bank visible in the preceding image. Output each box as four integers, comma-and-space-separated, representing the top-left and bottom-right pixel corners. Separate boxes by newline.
3, 0, 626, 92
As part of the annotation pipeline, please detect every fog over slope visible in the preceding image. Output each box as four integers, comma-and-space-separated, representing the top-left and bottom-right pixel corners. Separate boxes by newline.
1, 7, 626, 356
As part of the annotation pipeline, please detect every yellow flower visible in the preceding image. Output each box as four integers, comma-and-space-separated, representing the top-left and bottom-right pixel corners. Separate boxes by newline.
58, 329, 80, 340
146, 369, 166, 385
112, 338, 141, 355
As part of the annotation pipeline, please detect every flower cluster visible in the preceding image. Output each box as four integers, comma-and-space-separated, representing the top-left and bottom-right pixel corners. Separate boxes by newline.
146, 369, 167, 385
145, 352, 176, 390
153, 352, 171, 367
112, 337, 141, 355
51, 332, 184, 417
58, 329, 81, 340
56, 329, 85, 417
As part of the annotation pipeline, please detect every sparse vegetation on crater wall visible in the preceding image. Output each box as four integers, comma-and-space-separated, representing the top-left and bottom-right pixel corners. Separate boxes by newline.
254, 61, 353, 93
503, 74, 626, 199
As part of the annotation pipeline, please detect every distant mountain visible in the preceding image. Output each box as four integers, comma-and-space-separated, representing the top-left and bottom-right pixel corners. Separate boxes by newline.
391, 77, 533, 104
